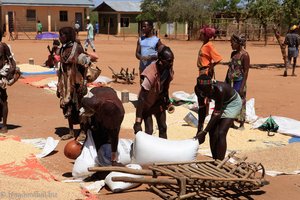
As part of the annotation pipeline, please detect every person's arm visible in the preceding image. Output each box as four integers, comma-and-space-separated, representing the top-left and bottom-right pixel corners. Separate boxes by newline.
239, 52, 250, 98
135, 39, 142, 60
208, 43, 222, 77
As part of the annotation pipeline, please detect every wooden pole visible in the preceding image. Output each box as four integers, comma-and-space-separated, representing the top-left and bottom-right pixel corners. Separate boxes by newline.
273, 26, 288, 76
88, 166, 154, 176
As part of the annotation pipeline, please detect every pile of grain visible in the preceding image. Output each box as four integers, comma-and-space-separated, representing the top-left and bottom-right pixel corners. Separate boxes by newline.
18, 63, 54, 73
0, 138, 41, 165
239, 143, 300, 173
0, 174, 84, 200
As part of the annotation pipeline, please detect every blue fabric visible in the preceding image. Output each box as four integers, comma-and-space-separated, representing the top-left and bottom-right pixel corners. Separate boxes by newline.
289, 137, 300, 143
139, 36, 159, 71
21, 70, 56, 76
35, 32, 59, 40
232, 79, 243, 91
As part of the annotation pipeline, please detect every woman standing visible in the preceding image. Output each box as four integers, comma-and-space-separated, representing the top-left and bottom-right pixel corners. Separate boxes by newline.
226, 34, 250, 129
197, 26, 222, 78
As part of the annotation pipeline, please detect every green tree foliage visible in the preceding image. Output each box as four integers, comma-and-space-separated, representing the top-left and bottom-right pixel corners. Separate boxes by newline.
137, 0, 170, 23
167, 0, 212, 40
248, 0, 281, 45
281, 0, 300, 29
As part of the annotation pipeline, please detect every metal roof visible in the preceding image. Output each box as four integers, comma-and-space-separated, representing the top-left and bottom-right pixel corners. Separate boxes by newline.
1, 0, 94, 7
95, 1, 141, 12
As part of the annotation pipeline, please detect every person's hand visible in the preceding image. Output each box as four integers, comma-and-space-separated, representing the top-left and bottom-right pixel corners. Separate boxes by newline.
194, 130, 207, 144
133, 122, 142, 134
111, 160, 124, 167
238, 89, 245, 99
56, 90, 60, 98
141, 56, 150, 61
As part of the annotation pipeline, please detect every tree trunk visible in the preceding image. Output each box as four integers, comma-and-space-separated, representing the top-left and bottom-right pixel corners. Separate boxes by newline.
272, 26, 288, 76
264, 24, 268, 46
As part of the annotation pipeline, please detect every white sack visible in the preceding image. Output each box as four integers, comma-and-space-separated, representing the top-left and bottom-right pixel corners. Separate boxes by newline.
72, 130, 100, 178
132, 131, 199, 165
172, 91, 197, 103
97, 138, 133, 166
252, 116, 300, 137
246, 98, 259, 123
105, 164, 143, 193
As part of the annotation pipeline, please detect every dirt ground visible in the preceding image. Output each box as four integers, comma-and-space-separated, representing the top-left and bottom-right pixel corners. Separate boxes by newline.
2, 34, 300, 199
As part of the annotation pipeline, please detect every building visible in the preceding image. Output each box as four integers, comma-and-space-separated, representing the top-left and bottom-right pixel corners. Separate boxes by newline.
93, 0, 141, 35
1, 0, 94, 38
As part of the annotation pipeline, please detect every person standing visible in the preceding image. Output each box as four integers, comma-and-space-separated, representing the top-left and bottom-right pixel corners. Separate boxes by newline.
84, 19, 96, 52
194, 74, 242, 160
226, 33, 250, 129
37, 20, 43, 34
74, 21, 80, 36
57, 27, 88, 140
133, 45, 174, 139
0, 30, 20, 133
95, 22, 99, 34
197, 26, 222, 78
284, 25, 300, 76
135, 20, 163, 83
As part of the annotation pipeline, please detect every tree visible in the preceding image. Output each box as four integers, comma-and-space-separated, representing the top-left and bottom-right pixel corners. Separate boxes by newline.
167, 0, 212, 40
281, 0, 300, 31
248, 0, 281, 45
137, 0, 170, 34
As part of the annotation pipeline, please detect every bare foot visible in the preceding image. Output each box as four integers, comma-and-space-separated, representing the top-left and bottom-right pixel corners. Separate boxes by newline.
61, 130, 75, 140
292, 73, 297, 76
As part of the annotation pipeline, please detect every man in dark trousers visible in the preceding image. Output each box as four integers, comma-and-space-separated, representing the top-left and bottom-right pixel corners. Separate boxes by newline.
284, 25, 300, 76
133, 45, 174, 139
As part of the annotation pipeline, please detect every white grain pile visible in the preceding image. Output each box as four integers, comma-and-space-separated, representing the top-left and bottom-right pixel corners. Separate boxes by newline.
0, 138, 41, 165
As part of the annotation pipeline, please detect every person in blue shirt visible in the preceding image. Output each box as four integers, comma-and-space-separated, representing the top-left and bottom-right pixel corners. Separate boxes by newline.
135, 20, 163, 83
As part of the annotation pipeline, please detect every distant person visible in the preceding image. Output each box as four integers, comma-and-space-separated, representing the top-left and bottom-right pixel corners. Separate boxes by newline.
284, 25, 300, 76
197, 26, 222, 78
74, 21, 80, 36
37, 20, 43, 34
194, 74, 242, 160
135, 20, 163, 83
84, 19, 96, 52
226, 33, 250, 129
95, 22, 99, 34
0, 30, 20, 133
133, 45, 174, 139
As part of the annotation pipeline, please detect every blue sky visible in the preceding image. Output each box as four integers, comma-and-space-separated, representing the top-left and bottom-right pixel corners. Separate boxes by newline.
94, 0, 141, 7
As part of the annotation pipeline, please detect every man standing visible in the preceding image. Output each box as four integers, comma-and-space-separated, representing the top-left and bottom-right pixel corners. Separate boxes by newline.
84, 19, 96, 52
74, 21, 80, 36
133, 45, 174, 139
37, 20, 43, 35
135, 20, 163, 82
284, 25, 300, 76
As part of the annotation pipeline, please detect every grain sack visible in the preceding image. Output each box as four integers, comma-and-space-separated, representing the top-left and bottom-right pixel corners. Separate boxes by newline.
72, 130, 99, 178
105, 164, 143, 193
132, 131, 199, 165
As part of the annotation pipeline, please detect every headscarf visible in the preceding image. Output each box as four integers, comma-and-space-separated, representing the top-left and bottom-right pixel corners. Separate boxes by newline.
200, 27, 216, 39
197, 74, 213, 86
231, 33, 246, 47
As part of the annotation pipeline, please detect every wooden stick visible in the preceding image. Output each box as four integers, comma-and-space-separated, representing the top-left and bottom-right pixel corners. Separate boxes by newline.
154, 159, 214, 166
273, 25, 288, 76
190, 175, 260, 185
88, 166, 154, 176
112, 176, 177, 185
